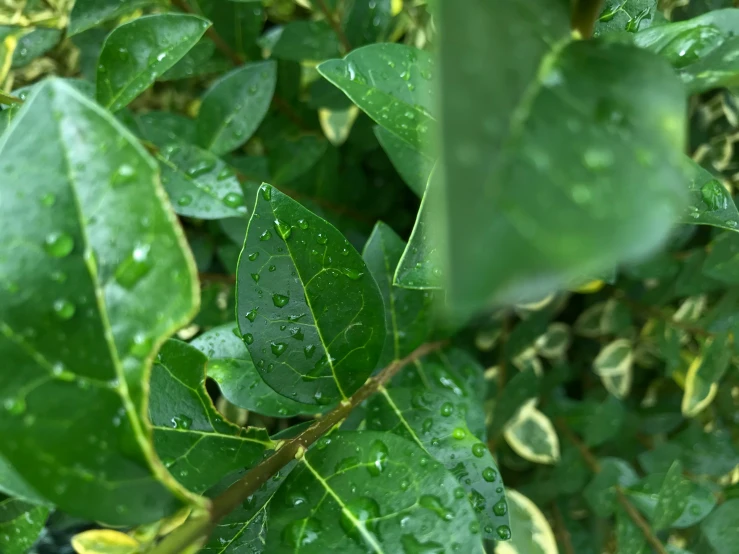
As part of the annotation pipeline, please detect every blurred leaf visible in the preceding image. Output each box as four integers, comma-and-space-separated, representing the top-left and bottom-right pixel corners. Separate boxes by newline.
593, 339, 634, 399
652, 461, 691, 530
615, 503, 650, 554
584, 395, 625, 446
263, 21, 341, 61
131, 111, 197, 147
682, 333, 732, 417
504, 404, 560, 465
70, 529, 140, 554
493, 489, 558, 554
97, 14, 210, 112
236, 184, 385, 405
69, 0, 151, 36
584, 458, 639, 517
343, 0, 393, 48
197, 61, 277, 156
195, 0, 265, 60
701, 498, 739, 552
318, 105, 359, 146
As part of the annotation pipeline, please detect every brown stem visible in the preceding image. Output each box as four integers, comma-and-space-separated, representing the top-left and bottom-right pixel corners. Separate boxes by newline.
316, 0, 351, 52
556, 419, 668, 554
551, 502, 575, 554
151, 340, 447, 554
570, 0, 605, 38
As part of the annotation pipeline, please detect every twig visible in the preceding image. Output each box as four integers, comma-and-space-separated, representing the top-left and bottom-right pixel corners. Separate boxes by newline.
556, 419, 668, 554
316, 0, 351, 52
570, 0, 605, 38
151, 340, 448, 554
551, 502, 575, 554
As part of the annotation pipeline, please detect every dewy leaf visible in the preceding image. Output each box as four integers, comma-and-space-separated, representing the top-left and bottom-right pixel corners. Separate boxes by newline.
96, 14, 210, 112
615, 504, 649, 554
362, 222, 434, 367
0, 496, 49, 554
652, 460, 691, 530
70, 529, 140, 554
68, 0, 152, 36
149, 340, 273, 494
701, 498, 739, 553
438, 0, 688, 313
0, 79, 200, 525
394, 168, 444, 289
197, 61, 277, 156
190, 324, 315, 417
131, 111, 197, 148
682, 158, 739, 231
266, 431, 485, 553
503, 404, 560, 465
594, 0, 660, 36
681, 333, 732, 417
635, 9, 739, 94
593, 338, 634, 399
156, 143, 249, 219
493, 489, 558, 554
374, 125, 433, 197
318, 43, 437, 152
366, 387, 509, 541
263, 21, 341, 61
236, 184, 385, 405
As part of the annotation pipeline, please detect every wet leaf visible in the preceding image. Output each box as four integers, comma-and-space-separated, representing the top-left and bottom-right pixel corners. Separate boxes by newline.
97, 14, 210, 112
594, 0, 660, 36
681, 159, 739, 232
0, 80, 200, 525
362, 222, 434, 367
197, 61, 277, 156
438, 0, 688, 313
366, 387, 509, 540
652, 461, 691, 530
131, 111, 197, 148
264, 21, 341, 61
493, 489, 558, 554
236, 184, 385, 405
149, 340, 273, 493
190, 324, 315, 417
266, 431, 485, 553
0, 496, 49, 554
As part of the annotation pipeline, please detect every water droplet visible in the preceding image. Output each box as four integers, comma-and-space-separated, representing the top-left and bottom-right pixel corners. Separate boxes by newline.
272, 294, 289, 308
283, 517, 321, 547
582, 147, 614, 170
701, 179, 728, 211
171, 414, 192, 429
177, 194, 193, 206
261, 185, 272, 201
472, 443, 486, 458
493, 498, 508, 516
452, 428, 465, 440
496, 525, 511, 540
41, 193, 56, 207
186, 159, 215, 177
304, 344, 316, 358
420, 495, 453, 521
315, 233, 328, 245
270, 342, 287, 357
440, 402, 453, 417
340, 267, 363, 280
217, 168, 232, 181
243, 333, 254, 345
222, 192, 244, 208
53, 299, 76, 320
44, 232, 74, 258
248, 252, 259, 261
3, 397, 25, 415
367, 439, 389, 476
290, 327, 304, 340
112, 164, 136, 187
340, 497, 380, 541
260, 230, 272, 241
482, 467, 497, 482
297, 218, 309, 230
422, 418, 433, 433
251, 273, 260, 282
114, 243, 152, 289
274, 219, 292, 240
245, 309, 258, 322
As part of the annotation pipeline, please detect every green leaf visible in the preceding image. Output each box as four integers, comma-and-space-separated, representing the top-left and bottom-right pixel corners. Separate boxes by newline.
652, 461, 690, 530
437, 1, 688, 313
362, 222, 434, 367
149, 339, 273, 493
7, 28, 61, 69
236, 184, 385, 405
190, 324, 315, 417
318, 43, 437, 152
374, 125, 433, 197
681, 333, 732, 417
489, 370, 540, 439
584, 458, 639, 517
0, 79, 200, 525
264, 21, 341, 62
503, 404, 560, 465
343, 0, 393, 48
366, 387, 509, 541
155, 143, 249, 219
635, 9, 739, 94
0, 496, 50, 554
68, 0, 152, 36
197, 61, 277, 156
196, 0, 265, 60
0, 457, 48, 506
682, 160, 739, 231
703, 232, 739, 284
627, 474, 717, 529
266, 431, 485, 553
594, 0, 660, 36
394, 169, 444, 289
583, 396, 625, 447
132, 111, 197, 148
615, 504, 650, 554
701, 498, 739, 553
96, 14, 210, 112
493, 489, 558, 554
159, 39, 230, 81
593, 339, 634, 399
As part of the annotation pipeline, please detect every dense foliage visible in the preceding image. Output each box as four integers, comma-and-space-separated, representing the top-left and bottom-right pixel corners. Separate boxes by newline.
1, 0, 738, 553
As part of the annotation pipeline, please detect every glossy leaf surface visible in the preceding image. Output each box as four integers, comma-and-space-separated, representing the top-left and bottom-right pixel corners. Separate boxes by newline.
150, 340, 273, 493
68, 0, 151, 36
266, 431, 485, 553
190, 324, 314, 417
318, 43, 436, 152
362, 222, 434, 367
236, 184, 385, 405
438, 0, 688, 312
197, 61, 277, 156
0, 80, 199, 525
97, 14, 210, 112
0, 497, 49, 554
374, 125, 433, 197
266, 21, 341, 61
366, 388, 509, 540
682, 159, 739, 231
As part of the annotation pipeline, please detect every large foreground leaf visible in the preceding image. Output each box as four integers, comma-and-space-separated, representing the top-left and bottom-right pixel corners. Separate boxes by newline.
0, 80, 200, 525
266, 431, 485, 553
437, 0, 688, 313
367, 388, 509, 540
149, 340, 273, 493
236, 184, 385, 405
